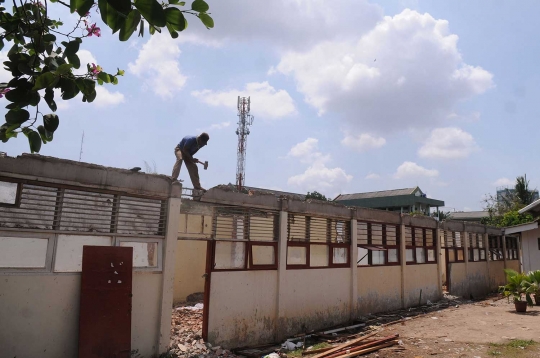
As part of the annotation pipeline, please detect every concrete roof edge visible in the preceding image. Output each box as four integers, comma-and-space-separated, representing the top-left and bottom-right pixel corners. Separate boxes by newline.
0, 154, 179, 199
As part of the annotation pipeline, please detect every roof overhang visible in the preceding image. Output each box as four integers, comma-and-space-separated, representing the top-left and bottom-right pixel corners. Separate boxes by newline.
503, 221, 539, 235
519, 198, 540, 215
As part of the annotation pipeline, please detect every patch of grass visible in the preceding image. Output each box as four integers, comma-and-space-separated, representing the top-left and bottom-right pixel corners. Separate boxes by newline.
488, 339, 537, 357
287, 341, 333, 358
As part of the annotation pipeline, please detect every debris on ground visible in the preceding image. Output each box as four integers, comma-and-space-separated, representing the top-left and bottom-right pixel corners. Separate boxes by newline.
169, 302, 238, 358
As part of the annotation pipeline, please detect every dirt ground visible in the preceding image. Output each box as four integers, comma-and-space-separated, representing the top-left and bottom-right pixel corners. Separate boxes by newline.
170, 296, 540, 358
372, 296, 540, 358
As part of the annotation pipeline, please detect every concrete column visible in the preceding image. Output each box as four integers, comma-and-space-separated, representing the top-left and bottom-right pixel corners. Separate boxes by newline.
502, 234, 507, 269
485, 232, 492, 290
276, 210, 288, 341
350, 218, 358, 321
435, 227, 443, 299
462, 230, 469, 298
158, 193, 182, 353
399, 222, 406, 308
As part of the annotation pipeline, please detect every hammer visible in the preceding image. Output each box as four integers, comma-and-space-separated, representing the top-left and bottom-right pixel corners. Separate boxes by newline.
196, 159, 208, 170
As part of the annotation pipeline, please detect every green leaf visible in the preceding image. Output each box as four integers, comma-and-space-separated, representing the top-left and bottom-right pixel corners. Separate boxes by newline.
166, 23, 179, 38
27, 129, 42, 153
111, 76, 119, 85
59, 78, 80, 100
191, 0, 208, 12
99, 0, 126, 33
70, 0, 94, 16
149, 24, 156, 35
37, 125, 54, 143
134, 0, 166, 27
83, 89, 97, 102
139, 18, 145, 37
67, 53, 81, 69
119, 10, 142, 41
33, 72, 57, 90
17, 62, 34, 75
63, 41, 80, 57
107, 0, 131, 15
43, 34, 56, 42
6, 109, 30, 125
55, 63, 73, 75
165, 7, 186, 31
0, 38, 4, 51
168, 0, 179, 3
29, 91, 41, 106
97, 72, 111, 83
43, 113, 60, 132
75, 78, 96, 95
179, 1, 185, 4
198, 13, 213, 28
44, 88, 57, 112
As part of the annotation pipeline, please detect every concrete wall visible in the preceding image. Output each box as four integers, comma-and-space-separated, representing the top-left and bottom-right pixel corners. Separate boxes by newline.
208, 271, 278, 348
0, 272, 162, 358
0, 154, 182, 357
403, 264, 440, 307
447, 262, 468, 297
357, 266, 402, 314
279, 268, 351, 337
522, 228, 540, 272
489, 261, 506, 291
173, 240, 206, 304
467, 261, 490, 298
506, 260, 520, 272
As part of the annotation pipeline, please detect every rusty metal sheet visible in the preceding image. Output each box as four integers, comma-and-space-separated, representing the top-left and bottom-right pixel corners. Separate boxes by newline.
79, 246, 133, 358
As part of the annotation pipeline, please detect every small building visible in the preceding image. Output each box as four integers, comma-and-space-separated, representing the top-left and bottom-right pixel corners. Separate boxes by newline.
334, 187, 444, 215
502, 199, 540, 272
448, 211, 489, 223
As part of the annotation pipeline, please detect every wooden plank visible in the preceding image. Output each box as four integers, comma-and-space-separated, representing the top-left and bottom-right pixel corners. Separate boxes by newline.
309, 330, 381, 358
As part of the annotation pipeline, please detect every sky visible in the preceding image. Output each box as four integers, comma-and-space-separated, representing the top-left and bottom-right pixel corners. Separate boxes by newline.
2, 0, 540, 212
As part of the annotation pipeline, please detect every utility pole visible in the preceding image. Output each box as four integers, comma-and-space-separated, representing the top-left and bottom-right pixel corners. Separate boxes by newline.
235, 96, 254, 191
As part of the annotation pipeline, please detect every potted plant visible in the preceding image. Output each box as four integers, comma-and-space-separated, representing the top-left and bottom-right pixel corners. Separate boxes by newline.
527, 270, 540, 306
499, 269, 534, 312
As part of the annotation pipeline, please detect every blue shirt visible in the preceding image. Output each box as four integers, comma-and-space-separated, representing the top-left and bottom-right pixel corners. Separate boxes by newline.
178, 136, 200, 156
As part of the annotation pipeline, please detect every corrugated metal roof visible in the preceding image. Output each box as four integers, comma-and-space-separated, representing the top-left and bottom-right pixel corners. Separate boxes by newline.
335, 188, 417, 201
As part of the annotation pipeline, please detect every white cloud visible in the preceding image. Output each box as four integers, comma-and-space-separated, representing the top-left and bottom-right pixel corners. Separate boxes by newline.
288, 161, 353, 192
180, 0, 382, 50
365, 173, 380, 180
418, 127, 478, 159
447, 111, 481, 122
197, 121, 231, 132
128, 34, 187, 98
273, 9, 494, 133
287, 138, 352, 193
341, 133, 386, 151
287, 138, 329, 164
394, 161, 439, 179
493, 178, 514, 187
192, 82, 296, 119
93, 86, 125, 108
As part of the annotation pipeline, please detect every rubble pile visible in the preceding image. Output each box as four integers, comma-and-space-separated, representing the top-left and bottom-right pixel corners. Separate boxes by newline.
169, 303, 238, 358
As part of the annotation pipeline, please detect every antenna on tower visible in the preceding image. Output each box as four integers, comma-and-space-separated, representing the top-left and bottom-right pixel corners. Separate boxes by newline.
236, 96, 254, 191
79, 131, 84, 162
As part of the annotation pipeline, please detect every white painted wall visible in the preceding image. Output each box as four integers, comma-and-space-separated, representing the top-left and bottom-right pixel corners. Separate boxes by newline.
522, 228, 540, 272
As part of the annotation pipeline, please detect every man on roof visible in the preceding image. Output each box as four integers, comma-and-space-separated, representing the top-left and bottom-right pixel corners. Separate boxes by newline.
171, 132, 209, 191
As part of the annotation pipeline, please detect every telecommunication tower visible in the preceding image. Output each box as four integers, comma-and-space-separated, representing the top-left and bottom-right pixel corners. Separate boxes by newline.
236, 96, 254, 191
